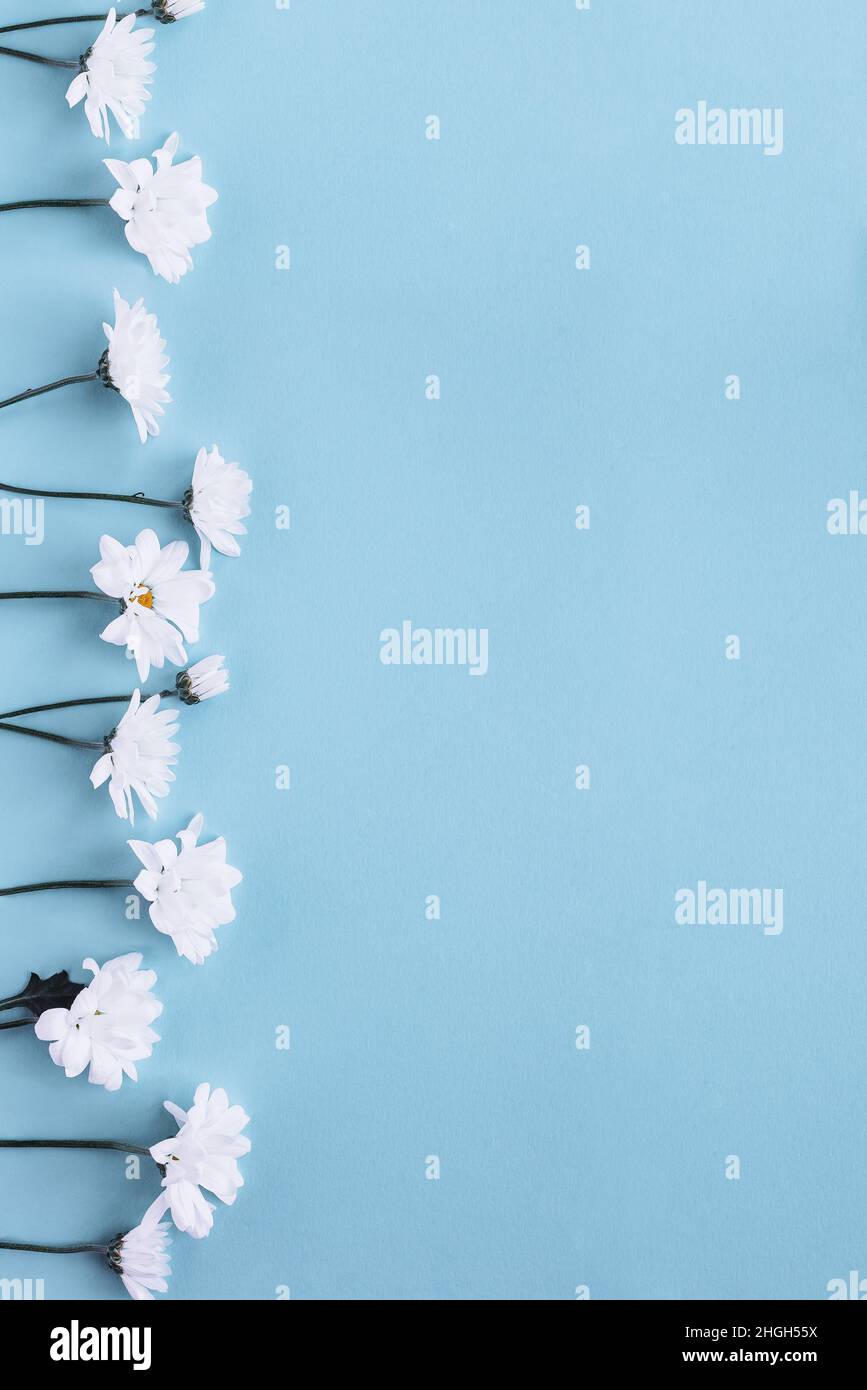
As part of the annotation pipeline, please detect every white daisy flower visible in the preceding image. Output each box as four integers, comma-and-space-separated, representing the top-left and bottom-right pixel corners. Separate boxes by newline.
176, 654, 229, 703
34, 953, 162, 1092
100, 290, 171, 443
91, 528, 215, 682
128, 813, 243, 966
185, 445, 252, 567
108, 1196, 172, 1301
89, 689, 180, 823
65, 9, 156, 145
155, 0, 206, 24
105, 133, 218, 284
150, 1083, 251, 1239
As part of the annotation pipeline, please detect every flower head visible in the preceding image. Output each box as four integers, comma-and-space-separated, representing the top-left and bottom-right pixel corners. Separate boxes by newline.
90, 689, 180, 823
186, 445, 252, 568
65, 9, 155, 144
34, 953, 162, 1092
176, 654, 229, 704
155, 0, 205, 20
128, 813, 242, 965
101, 290, 171, 443
92, 528, 215, 682
150, 1084, 251, 1238
108, 1196, 172, 1301
105, 133, 218, 284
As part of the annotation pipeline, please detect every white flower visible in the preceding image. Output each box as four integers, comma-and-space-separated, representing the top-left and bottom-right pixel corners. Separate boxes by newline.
150, 1083, 251, 1239
101, 290, 171, 443
34, 953, 162, 1092
65, 9, 155, 145
128, 813, 243, 965
92, 528, 215, 682
156, 0, 205, 20
186, 445, 252, 568
177, 654, 229, 703
105, 133, 218, 284
109, 1196, 172, 1301
90, 689, 180, 824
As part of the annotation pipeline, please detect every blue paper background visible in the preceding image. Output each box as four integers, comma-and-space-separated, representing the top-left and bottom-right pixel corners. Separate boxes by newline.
0, 0, 865, 1301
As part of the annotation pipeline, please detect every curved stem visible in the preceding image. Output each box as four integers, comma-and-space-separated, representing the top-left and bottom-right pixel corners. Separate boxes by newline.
0, 11, 151, 36
0, 371, 99, 411
0, 46, 80, 69
0, 721, 105, 751
0, 691, 175, 719
0, 481, 183, 509
0, 590, 116, 602
0, 1139, 150, 1157
0, 1240, 108, 1255
0, 1019, 31, 1031
0, 880, 132, 897
0, 199, 109, 213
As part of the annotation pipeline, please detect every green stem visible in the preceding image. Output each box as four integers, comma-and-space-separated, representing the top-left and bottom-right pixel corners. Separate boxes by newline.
0, 45, 80, 69
0, 880, 132, 897
0, 480, 182, 508
0, 721, 105, 751
0, 1139, 151, 1157
0, 11, 152, 36
0, 371, 99, 410
0, 691, 174, 720
0, 1240, 108, 1255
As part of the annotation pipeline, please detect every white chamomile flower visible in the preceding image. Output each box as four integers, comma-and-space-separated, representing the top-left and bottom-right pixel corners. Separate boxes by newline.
150, 1083, 251, 1238
100, 290, 171, 443
66, 9, 155, 145
108, 1196, 172, 1301
90, 689, 180, 823
0, 291, 169, 436
128, 813, 243, 965
105, 133, 218, 284
34, 953, 162, 1092
155, 0, 206, 23
176, 654, 229, 703
92, 528, 215, 682
185, 445, 252, 567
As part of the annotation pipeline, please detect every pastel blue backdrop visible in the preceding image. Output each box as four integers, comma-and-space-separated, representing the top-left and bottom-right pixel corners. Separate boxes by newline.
0, 0, 864, 1301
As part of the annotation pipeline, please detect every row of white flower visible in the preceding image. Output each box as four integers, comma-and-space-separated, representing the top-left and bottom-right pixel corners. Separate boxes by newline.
130, 1077, 252, 1297
0, 1, 256, 1302
0, 1080, 249, 1299
125, 1075, 251, 1297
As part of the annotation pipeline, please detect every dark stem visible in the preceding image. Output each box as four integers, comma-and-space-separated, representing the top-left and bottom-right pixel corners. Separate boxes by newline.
0, 1139, 150, 1157
0, 721, 105, 751
0, 481, 183, 509
0, 1240, 108, 1255
0, 1019, 31, 1031
0, 199, 110, 213
0, 45, 81, 69
0, 371, 99, 410
0, 880, 132, 897
0, 590, 116, 601
0, 11, 151, 36
0, 691, 175, 720
0, 970, 86, 1020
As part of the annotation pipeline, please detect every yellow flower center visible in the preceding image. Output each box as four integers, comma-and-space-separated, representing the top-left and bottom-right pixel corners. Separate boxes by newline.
132, 587, 155, 609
